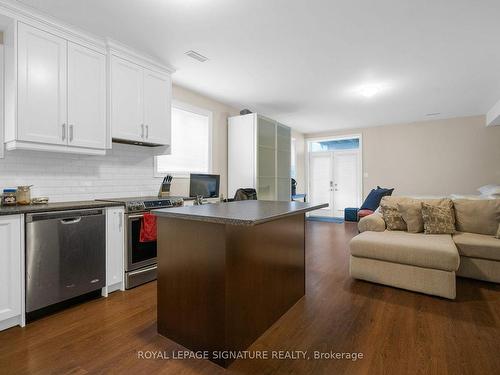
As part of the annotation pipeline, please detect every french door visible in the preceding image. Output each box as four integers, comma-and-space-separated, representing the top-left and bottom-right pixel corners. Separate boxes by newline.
309, 150, 361, 218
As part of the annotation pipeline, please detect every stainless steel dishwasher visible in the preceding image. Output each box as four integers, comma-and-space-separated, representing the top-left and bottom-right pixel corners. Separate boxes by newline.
25, 208, 106, 313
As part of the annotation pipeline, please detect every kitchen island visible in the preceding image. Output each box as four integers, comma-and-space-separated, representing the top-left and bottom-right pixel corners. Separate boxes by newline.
153, 200, 327, 367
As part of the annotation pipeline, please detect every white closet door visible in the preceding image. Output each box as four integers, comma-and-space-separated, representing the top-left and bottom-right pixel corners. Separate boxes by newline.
17, 22, 67, 145
143, 69, 171, 145
276, 124, 291, 201
67, 42, 106, 149
110, 56, 144, 142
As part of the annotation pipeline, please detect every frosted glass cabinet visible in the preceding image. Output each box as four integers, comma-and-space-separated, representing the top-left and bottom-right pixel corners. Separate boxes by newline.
228, 114, 291, 201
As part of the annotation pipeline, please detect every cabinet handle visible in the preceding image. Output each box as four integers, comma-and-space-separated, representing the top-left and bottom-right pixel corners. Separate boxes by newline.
146, 125, 149, 139
69, 125, 74, 142
141, 124, 145, 138
118, 212, 123, 231
62, 123, 66, 140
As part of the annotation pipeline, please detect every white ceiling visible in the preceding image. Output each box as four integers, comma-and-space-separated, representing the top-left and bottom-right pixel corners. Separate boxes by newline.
16, 0, 500, 133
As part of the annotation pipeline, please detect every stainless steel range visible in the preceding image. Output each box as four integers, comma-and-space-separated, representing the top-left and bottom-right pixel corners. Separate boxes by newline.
98, 196, 183, 289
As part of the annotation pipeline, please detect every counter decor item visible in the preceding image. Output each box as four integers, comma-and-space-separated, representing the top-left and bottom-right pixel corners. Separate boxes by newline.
16, 185, 33, 205
2, 189, 17, 206
31, 197, 49, 205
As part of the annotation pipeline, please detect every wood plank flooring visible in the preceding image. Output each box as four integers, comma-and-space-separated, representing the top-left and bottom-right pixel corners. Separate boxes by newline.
1, 222, 499, 374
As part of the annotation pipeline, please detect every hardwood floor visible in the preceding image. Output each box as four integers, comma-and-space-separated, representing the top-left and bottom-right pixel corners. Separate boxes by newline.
1, 222, 499, 374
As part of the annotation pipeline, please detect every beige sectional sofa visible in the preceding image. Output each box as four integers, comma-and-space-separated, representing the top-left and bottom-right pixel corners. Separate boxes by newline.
349, 197, 500, 299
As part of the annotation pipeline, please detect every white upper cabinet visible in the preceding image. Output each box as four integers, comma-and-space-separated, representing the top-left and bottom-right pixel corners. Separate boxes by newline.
5, 21, 108, 155
67, 42, 107, 149
110, 53, 172, 146
143, 68, 171, 145
110, 56, 144, 143
17, 22, 67, 146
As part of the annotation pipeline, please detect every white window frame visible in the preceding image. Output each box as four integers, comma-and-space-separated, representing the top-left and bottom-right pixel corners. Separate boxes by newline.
154, 100, 213, 178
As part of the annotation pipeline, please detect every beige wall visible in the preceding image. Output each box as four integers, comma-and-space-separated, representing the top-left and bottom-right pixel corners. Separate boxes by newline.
169, 84, 239, 197
306, 115, 500, 198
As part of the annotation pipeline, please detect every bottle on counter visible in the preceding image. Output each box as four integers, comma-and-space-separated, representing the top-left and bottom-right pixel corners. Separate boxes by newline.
17, 185, 33, 205
2, 189, 17, 206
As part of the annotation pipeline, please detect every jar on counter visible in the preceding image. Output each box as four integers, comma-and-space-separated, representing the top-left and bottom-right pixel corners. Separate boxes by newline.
16, 185, 32, 205
2, 189, 17, 206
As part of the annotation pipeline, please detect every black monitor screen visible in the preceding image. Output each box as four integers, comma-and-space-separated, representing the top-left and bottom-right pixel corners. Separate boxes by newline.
189, 174, 220, 198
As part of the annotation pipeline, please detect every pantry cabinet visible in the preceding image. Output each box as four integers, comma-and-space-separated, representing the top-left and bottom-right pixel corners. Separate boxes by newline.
0, 215, 23, 331
110, 54, 172, 146
105, 207, 125, 293
228, 113, 292, 201
5, 21, 107, 154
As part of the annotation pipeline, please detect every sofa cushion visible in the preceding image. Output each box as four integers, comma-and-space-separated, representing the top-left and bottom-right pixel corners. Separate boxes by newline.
349, 230, 459, 271
453, 199, 500, 236
421, 200, 455, 234
397, 201, 424, 233
453, 232, 500, 261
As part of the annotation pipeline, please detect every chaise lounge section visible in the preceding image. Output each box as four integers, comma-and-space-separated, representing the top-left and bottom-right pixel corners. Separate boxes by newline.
349, 198, 500, 299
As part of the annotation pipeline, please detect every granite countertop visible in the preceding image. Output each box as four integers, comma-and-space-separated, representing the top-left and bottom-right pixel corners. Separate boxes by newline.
152, 200, 329, 226
0, 200, 124, 216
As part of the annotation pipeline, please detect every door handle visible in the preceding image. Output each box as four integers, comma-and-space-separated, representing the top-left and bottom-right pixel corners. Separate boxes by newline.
69, 124, 74, 142
60, 217, 82, 225
62, 123, 66, 140
141, 124, 145, 138
118, 212, 123, 231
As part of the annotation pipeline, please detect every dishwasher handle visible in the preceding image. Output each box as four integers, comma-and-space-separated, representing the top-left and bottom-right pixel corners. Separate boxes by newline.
26, 209, 104, 223
60, 217, 82, 225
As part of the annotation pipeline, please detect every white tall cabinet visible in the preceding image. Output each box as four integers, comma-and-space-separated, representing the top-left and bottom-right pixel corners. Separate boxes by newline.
228, 113, 291, 201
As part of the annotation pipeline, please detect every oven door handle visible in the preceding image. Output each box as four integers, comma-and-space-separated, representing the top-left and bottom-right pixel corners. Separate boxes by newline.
127, 214, 145, 220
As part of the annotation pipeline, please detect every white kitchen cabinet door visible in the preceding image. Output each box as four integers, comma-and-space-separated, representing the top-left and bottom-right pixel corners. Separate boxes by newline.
0, 215, 22, 328
17, 22, 67, 145
143, 69, 171, 145
67, 42, 106, 149
111, 56, 144, 142
106, 207, 124, 292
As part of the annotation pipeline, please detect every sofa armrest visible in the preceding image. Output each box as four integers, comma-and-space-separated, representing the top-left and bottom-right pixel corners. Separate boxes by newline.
358, 212, 386, 232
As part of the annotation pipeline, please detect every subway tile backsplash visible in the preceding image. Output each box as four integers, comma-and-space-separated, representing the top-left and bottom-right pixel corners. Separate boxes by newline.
0, 143, 168, 202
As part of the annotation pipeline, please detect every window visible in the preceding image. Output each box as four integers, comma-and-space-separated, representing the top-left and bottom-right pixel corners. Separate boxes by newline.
155, 102, 212, 177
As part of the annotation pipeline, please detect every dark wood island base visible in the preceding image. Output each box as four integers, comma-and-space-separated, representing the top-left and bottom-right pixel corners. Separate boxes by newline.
154, 201, 327, 367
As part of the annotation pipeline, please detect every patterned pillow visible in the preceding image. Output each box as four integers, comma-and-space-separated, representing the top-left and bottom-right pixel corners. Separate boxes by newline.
380, 199, 407, 231
421, 200, 455, 234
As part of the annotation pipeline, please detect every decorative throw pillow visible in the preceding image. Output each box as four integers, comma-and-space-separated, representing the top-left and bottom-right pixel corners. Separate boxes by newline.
380, 197, 406, 231
421, 200, 455, 234
496, 223, 500, 239
397, 201, 424, 233
360, 186, 394, 211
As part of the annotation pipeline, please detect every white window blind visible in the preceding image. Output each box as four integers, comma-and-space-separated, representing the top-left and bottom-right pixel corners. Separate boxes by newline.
156, 103, 212, 176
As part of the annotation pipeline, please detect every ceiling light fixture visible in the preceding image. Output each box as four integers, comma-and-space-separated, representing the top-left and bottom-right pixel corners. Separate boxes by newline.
358, 84, 382, 98
185, 50, 209, 62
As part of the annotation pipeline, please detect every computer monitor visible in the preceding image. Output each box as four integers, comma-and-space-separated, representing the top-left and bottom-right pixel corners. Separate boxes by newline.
189, 174, 220, 198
